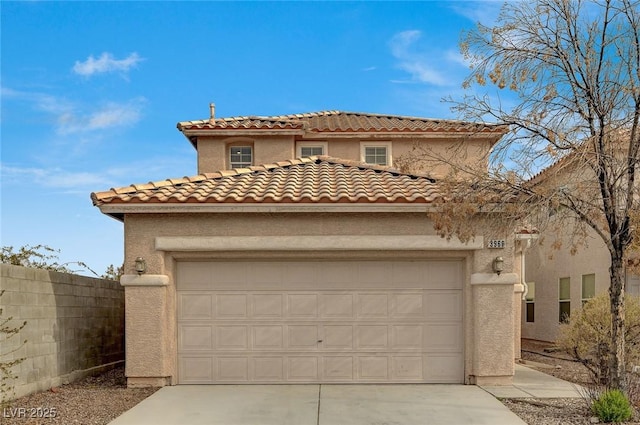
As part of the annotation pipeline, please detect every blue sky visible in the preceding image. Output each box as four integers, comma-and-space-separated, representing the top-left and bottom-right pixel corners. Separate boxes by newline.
1, 1, 503, 276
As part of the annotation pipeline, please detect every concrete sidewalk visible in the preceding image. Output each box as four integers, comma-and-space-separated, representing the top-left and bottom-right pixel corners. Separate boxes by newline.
480, 363, 584, 398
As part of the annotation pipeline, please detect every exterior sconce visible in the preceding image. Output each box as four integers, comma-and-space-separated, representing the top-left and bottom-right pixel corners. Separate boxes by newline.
493, 256, 504, 275
134, 257, 147, 275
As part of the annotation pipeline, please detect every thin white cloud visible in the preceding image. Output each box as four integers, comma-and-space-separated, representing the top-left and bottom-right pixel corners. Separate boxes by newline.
445, 49, 469, 67
389, 30, 464, 87
72, 52, 143, 77
362, 66, 377, 72
1, 164, 113, 189
449, 1, 505, 26
3, 87, 146, 135
58, 98, 146, 135
2, 86, 75, 116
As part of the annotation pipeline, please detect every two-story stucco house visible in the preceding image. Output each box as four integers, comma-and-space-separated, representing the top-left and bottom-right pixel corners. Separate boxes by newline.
91, 108, 526, 387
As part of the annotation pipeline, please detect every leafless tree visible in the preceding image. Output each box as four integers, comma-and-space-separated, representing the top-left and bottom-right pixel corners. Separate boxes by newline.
403, 0, 639, 390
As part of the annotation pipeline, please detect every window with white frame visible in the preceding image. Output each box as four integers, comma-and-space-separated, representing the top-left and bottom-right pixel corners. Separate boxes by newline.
229, 146, 252, 168
296, 142, 327, 158
581, 274, 596, 306
361, 142, 392, 166
559, 277, 571, 323
525, 282, 535, 323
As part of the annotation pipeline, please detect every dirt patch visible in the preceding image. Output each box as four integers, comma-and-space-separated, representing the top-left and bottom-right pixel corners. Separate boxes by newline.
1, 367, 158, 425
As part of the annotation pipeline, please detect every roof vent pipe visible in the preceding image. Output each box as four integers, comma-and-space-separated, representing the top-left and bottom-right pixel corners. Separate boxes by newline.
209, 103, 216, 124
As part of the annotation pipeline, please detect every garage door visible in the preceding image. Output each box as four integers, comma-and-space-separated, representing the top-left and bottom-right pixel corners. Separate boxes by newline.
176, 260, 463, 384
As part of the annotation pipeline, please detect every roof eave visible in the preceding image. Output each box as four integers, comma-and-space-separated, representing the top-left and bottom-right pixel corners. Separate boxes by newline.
97, 203, 440, 216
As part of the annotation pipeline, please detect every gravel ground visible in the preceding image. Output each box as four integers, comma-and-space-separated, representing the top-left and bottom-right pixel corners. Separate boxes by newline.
1, 367, 157, 425
509, 339, 640, 424
1, 342, 639, 425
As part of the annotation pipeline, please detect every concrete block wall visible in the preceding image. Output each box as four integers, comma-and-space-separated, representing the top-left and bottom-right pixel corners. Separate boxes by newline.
0, 264, 124, 400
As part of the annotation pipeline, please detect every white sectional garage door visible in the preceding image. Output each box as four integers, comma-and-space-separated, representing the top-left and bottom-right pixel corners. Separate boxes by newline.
176, 260, 463, 384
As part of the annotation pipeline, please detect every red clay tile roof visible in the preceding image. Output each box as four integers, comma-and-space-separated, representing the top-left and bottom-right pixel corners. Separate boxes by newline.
91, 156, 441, 206
177, 110, 507, 134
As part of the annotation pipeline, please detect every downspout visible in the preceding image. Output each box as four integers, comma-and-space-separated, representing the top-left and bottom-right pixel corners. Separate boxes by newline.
521, 238, 531, 300
516, 232, 539, 300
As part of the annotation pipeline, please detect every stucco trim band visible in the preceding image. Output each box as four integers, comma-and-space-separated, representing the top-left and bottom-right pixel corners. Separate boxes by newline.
99, 204, 436, 214
120, 274, 170, 287
155, 235, 484, 252
470, 272, 519, 285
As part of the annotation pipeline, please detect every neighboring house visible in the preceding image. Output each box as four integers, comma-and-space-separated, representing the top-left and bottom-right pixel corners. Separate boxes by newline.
91, 109, 524, 387
520, 152, 639, 342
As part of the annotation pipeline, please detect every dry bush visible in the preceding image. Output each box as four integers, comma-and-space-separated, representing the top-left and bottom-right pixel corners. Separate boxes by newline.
557, 294, 640, 388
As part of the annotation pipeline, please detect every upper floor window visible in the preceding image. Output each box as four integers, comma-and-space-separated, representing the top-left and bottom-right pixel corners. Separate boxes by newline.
230, 146, 252, 168
297, 142, 328, 158
361, 142, 392, 166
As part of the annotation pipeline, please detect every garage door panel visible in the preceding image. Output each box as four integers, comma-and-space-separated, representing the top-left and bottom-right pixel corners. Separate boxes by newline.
322, 262, 358, 284
426, 323, 463, 352
217, 357, 248, 381
180, 294, 214, 319
429, 261, 464, 289
357, 262, 393, 284
393, 356, 423, 380
392, 325, 423, 349
179, 356, 213, 383
288, 357, 319, 380
425, 354, 464, 383
288, 325, 319, 349
283, 262, 318, 285
320, 294, 354, 318
358, 356, 389, 380
323, 356, 354, 380
287, 294, 318, 318
179, 325, 214, 351
216, 294, 248, 319
252, 357, 284, 381
356, 325, 388, 349
177, 260, 464, 384
216, 326, 248, 350
323, 325, 353, 349
391, 293, 424, 318
357, 294, 389, 318
425, 291, 462, 320
251, 294, 284, 318
252, 325, 284, 350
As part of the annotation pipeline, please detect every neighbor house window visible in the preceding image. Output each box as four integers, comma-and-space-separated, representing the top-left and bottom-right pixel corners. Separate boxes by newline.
230, 146, 252, 168
296, 142, 328, 157
581, 274, 596, 306
628, 276, 640, 297
559, 277, 571, 323
361, 142, 392, 166
525, 282, 535, 323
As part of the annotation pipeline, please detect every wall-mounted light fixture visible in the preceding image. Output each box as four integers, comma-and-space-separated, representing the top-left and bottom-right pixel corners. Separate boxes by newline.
134, 257, 147, 275
492, 256, 504, 275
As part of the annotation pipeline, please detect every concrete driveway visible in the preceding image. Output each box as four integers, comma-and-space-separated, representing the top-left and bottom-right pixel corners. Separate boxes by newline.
108, 384, 525, 425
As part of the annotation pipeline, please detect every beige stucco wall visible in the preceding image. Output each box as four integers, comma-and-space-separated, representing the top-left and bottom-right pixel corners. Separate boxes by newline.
194, 135, 494, 176
196, 135, 296, 173
118, 211, 519, 387
522, 226, 612, 342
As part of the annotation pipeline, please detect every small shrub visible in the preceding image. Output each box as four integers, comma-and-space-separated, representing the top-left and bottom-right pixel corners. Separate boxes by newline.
591, 389, 634, 423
